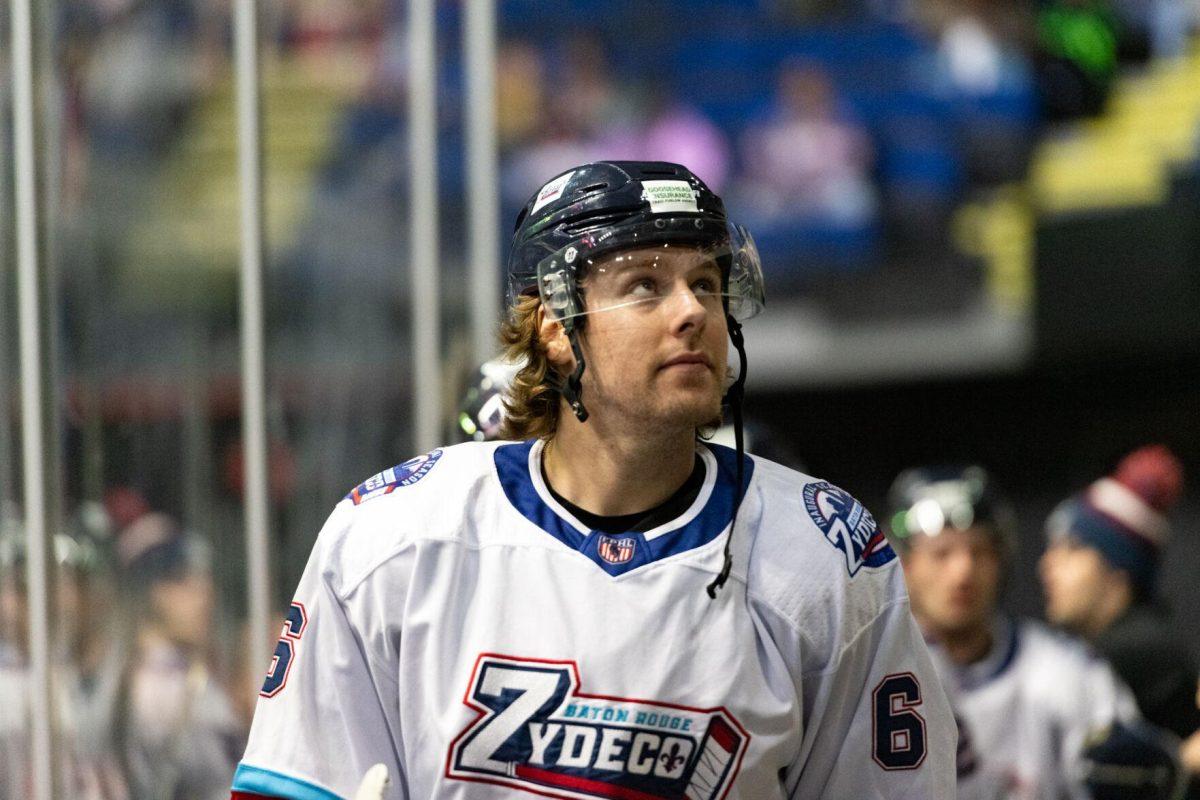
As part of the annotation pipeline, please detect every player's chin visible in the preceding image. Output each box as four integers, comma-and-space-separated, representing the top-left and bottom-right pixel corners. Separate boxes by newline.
657, 390, 723, 429
1042, 599, 1071, 627
934, 605, 987, 635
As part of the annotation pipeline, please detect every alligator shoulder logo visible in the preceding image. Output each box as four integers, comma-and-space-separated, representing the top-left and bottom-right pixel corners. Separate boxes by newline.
803, 481, 895, 577
445, 654, 750, 799
346, 450, 442, 505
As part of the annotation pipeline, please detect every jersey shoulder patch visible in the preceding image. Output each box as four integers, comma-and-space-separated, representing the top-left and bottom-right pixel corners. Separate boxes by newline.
802, 481, 896, 577
346, 449, 443, 505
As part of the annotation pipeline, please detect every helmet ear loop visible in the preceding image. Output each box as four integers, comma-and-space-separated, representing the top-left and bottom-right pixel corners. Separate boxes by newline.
708, 315, 747, 599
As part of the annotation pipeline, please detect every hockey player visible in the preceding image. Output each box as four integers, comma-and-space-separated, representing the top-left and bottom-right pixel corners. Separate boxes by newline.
115, 512, 244, 800
231, 161, 956, 799
0, 512, 128, 800
889, 465, 1140, 799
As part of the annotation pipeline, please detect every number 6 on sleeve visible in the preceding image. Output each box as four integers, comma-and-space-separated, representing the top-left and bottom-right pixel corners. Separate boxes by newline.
260, 602, 308, 698
872, 672, 927, 770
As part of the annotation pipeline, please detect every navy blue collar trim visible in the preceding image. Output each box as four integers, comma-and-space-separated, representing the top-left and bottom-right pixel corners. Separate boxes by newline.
953, 616, 1021, 690
494, 439, 754, 577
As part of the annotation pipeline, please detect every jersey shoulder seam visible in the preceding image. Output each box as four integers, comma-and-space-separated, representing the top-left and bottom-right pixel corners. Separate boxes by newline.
743, 572, 910, 675
806, 595, 911, 679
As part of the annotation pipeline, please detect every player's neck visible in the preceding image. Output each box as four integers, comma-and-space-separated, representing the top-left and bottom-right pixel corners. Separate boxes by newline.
936, 623, 994, 667
544, 410, 697, 518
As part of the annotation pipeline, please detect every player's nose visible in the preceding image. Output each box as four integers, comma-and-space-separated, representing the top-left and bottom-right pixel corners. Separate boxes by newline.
665, 285, 709, 335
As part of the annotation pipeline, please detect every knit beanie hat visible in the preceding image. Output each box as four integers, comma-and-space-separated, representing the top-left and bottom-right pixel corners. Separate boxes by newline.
1045, 445, 1184, 595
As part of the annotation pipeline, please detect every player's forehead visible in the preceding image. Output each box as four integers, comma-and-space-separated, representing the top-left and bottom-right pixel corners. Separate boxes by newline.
907, 525, 1001, 556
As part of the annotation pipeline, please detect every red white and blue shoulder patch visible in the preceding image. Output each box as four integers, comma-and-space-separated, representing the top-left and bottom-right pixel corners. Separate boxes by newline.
347, 450, 443, 505
803, 481, 896, 577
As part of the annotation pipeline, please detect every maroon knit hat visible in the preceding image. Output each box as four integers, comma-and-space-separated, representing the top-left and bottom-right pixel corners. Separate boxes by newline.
1047, 445, 1184, 592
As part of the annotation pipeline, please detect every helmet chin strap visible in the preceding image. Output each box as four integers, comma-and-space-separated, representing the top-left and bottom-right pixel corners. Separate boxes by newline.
708, 315, 747, 599
561, 320, 589, 423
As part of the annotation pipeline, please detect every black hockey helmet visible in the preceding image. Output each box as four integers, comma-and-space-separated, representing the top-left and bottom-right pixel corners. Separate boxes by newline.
507, 161, 763, 329
887, 465, 1016, 557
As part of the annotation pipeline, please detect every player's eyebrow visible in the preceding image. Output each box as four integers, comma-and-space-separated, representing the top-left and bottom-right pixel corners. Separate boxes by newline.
585, 255, 655, 284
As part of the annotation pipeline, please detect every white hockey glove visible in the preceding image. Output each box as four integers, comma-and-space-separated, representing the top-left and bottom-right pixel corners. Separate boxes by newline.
353, 764, 389, 800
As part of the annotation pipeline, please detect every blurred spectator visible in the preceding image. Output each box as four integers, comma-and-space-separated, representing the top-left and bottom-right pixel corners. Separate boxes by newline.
737, 61, 876, 228
637, 98, 731, 192
904, 0, 1038, 186
1040, 446, 1200, 771
912, 0, 1036, 98
502, 36, 640, 206
71, 0, 217, 157
553, 36, 639, 141
1035, 0, 1119, 119
1108, 0, 1198, 61
497, 40, 547, 149
114, 513, 243, 800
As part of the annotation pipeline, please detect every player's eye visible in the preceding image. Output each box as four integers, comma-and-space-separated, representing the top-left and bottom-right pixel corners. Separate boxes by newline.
627, 276, 658, 297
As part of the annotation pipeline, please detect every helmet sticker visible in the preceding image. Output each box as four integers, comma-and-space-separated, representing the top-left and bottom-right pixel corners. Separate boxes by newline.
640, 180, 699, 213
531, 170, 575, 214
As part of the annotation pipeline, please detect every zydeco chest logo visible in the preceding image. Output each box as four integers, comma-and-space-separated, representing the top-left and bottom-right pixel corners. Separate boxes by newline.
446, 654, 749, 799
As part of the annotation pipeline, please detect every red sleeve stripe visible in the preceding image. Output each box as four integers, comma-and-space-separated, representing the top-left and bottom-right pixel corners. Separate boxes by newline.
232, 793, 288, 800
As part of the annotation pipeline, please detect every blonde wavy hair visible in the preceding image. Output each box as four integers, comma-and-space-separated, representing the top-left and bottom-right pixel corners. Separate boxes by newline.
498, 294, 562, 440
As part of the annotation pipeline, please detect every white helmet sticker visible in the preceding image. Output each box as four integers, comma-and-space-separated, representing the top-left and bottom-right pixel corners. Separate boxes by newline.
531, 170, 575, 214
640, 180, 699, 213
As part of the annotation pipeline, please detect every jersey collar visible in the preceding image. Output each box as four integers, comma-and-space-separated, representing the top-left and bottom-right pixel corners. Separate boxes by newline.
493, 438, 753, 577
934, 615, 1021, 691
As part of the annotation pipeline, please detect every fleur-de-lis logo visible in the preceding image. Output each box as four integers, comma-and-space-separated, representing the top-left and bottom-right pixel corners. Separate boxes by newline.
660, 741, 686, 772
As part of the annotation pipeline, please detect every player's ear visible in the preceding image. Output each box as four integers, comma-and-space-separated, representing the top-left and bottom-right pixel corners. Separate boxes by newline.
537, 305, 575, 375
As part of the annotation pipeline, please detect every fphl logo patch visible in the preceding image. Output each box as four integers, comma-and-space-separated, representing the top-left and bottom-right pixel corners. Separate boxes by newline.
347, 450, 443, 505
596, 535, 636, 565
803, 482, 895, 576
446, 654, 750, 799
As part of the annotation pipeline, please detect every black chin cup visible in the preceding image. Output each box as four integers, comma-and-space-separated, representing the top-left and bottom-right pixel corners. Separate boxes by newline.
548, 314, 589, 424
564, 329, 589, 423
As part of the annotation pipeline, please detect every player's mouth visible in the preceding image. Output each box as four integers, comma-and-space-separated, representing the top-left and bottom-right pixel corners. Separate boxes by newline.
659, 352, 713, 373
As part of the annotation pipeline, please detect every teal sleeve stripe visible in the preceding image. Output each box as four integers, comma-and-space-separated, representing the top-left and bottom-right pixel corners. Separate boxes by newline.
231, 763, 346, 800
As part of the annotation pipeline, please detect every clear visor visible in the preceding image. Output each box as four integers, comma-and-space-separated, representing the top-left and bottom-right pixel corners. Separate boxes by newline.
533, 219, 765, 325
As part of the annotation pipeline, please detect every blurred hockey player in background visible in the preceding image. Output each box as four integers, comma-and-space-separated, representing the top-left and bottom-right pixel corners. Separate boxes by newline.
1041, 445, 1200, 795
231, 161, 955, 798
889, 465, 1142, 799
113, 512, 243, 800
0, 510, 127, 800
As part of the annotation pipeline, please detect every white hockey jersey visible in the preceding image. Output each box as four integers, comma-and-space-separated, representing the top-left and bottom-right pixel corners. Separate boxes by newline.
232, 439, 956, 799
935, 616, 1140, 800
